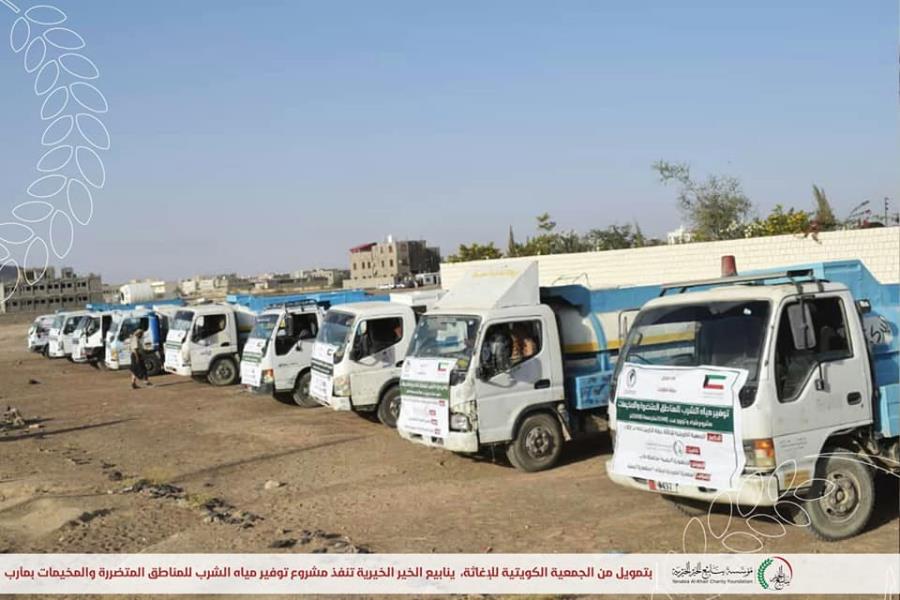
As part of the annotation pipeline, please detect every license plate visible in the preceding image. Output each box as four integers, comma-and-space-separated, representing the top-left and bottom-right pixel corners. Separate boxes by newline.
654, 481, 678, 493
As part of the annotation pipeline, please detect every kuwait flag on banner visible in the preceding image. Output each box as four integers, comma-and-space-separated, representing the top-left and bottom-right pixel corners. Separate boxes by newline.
703, 373, 726, 390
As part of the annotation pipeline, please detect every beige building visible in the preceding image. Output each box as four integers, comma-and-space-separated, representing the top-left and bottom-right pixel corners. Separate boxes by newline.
345, 237, 440, 288
0, 266, 104, 314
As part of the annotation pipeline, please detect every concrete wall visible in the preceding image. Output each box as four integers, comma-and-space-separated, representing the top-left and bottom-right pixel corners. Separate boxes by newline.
440, 227, 900, 289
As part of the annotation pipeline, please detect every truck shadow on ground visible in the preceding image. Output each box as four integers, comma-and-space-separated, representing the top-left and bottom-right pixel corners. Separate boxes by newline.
469, 434, 613, 470
0, 419, 135, 443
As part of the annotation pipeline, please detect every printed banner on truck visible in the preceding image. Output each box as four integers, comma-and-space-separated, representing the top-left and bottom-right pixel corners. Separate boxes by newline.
611, 365, 747, 491
309, 343, 337, 404
398, 357, 453, 439
1, 553, 898, 595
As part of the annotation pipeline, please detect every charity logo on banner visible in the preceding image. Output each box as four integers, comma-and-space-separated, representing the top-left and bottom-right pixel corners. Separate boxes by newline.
397, 357, 453, 439
611, 364, 748, 491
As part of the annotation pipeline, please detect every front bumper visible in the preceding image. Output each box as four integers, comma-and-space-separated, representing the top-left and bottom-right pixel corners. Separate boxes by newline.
246, 383, 275, 395
318, 394, 352, 411
397, 428, 479, 453
165, 365, 192, 377
47, 346, 66, 358
604, 459, 780, 508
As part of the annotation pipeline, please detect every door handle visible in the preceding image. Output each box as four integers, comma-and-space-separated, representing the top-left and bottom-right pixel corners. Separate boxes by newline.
534, 379, 550, 390
847, 392, 862, 405
220, 342, 231, 347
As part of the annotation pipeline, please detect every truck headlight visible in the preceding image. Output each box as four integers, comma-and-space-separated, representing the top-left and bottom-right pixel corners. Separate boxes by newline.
333, 375, 351, 396
262, 369, 274, 384
450, 413, 470, 432
743, 438, 775, 469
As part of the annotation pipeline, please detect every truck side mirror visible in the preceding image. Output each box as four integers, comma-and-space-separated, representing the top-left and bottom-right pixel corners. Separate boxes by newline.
787, 303, 816, 351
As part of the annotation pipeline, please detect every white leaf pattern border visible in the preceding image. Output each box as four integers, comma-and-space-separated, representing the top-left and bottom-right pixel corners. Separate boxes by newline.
2, 0, 108, 300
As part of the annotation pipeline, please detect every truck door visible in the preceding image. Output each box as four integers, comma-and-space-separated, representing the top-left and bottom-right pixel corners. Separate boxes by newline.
474, 318, 555, 444
273, 311, 319, 392
769, 293, 873, 476
348, 314, 406, 407
191, 313, 229, 372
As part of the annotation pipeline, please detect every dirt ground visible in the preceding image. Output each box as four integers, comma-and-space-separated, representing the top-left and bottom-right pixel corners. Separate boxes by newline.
0, 315, 897, 599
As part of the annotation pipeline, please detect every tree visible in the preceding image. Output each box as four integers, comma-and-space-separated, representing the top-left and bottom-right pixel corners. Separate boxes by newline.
445, 242, 503, 263
506, 225, 517, 257
515, 213, 591, 256
536, 213, 556, 232
744, 205, 811, 238
811, 185, 837, 231
653, 160, 753, 241
583, 223, 649, 251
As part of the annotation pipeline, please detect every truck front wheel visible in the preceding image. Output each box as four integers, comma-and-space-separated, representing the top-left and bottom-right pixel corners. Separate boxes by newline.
208, 357, 238, 386
292, 371, 318, 408
803, 448, 875, 541
377, 385, 401, 428
506, 413, 563, 472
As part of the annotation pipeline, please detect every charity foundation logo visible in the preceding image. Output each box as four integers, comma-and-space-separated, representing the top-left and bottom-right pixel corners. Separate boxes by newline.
757, 556, 792, 591
626, 367, 637, 388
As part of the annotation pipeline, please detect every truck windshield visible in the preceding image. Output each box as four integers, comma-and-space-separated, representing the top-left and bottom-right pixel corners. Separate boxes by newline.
250, 314, 279, 341
52, 315, 65, 330
119, 318, 143, 341
172, 310, 195, 331
619, 300, 770, 382
63, 317, 82, 334
319, 311, 355, 348
72, 317, 89, 335
408, 315, 481, 366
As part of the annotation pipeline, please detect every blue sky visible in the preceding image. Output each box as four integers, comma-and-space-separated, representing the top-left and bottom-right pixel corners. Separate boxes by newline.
1, 0, 896, 282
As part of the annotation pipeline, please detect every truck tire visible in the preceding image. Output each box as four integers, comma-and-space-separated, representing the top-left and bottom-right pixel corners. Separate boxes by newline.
803, 448, 875, 541
377, 385, 401, 428
42, 346, 49, 358
663, 495, 710, 517
292, 371, 318, 408
207, 357, 238, 386
506, 412, 563, 472
143, 353, 162, 376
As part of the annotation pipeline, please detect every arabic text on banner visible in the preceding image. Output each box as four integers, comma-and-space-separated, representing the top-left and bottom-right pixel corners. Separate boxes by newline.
611, 365, 747, 491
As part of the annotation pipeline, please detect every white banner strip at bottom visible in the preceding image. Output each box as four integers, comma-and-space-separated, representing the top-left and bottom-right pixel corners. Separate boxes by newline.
1, 554, 898, 595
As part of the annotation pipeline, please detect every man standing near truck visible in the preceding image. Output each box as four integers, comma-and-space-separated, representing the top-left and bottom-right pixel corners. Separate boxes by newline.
129, 330, 152, 390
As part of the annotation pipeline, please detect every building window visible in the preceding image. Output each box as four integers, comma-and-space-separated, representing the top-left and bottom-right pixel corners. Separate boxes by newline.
390, 259, 394, 267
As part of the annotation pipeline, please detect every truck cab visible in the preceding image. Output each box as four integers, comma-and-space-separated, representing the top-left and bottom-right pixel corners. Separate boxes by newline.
27, 314, 55, 354
46, 310, 90, 359
606, 260, 898, 541
70, 311, 114, 364
396, 262, 661, 471
309, 291, 441, 426
105, 306, 178, 374
240, 302, 325, 405
164, 303, 256, 385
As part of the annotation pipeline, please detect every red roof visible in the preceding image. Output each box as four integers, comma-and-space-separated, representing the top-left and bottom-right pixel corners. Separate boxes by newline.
349, 243, 377, 253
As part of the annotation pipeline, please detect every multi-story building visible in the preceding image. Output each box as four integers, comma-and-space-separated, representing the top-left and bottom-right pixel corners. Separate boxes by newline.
180, 274, 252, 298
0, 266, 104, 314
344, 237, 440, 288
291, 268, 349, 289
